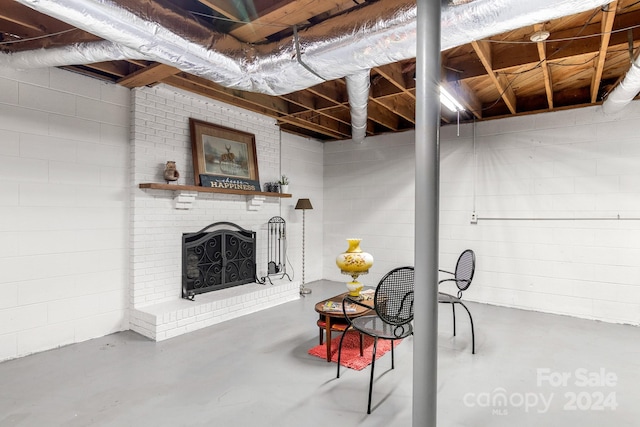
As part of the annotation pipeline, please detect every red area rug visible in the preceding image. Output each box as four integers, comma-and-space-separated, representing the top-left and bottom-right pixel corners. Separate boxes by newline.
308, 330, 400, 371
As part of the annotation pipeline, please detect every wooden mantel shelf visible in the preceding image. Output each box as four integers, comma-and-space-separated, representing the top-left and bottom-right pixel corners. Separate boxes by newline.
139, 182, 291, 210
139, 182, 292, 198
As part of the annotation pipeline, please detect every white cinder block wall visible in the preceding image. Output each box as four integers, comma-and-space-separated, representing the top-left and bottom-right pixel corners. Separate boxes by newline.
3, 64, 638, 359
322, 103, 640, 325
280, 133, 324, 287
440, 104, 640, 325
323, 131, 416, 287
0, 68, 130, 362
0, 71, 324, 359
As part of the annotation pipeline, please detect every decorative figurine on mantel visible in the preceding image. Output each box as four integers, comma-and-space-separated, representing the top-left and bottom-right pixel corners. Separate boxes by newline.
163, 161, 180, 183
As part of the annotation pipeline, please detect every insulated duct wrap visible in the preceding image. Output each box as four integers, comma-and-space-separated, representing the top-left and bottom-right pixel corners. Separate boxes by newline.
601, 57, 640, 115
11, 0, 418, 95
441, 0, 610, 50
345, 71, 371, 144
0, 41, 151, 69
13, 0, 610, 96
13, 0, 250, 88
9, 0, 614, 142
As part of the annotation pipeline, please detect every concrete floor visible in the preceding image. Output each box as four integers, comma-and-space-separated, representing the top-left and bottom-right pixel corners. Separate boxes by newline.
1, 280, 639, 427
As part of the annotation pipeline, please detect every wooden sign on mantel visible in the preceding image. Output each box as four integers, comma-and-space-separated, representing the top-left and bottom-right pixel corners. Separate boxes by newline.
200, 174, 261, 192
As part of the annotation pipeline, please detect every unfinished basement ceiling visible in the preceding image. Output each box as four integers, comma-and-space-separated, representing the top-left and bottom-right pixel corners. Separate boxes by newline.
1, 0, 640, 141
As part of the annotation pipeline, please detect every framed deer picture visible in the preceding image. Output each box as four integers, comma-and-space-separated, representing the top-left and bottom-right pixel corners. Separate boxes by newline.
189, 118, 261, 190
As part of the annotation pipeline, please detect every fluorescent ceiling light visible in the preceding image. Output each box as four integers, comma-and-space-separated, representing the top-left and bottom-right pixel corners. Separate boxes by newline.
440, 86, 465, 113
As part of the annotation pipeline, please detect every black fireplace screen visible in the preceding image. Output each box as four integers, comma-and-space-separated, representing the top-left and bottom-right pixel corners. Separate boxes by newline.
182, 222, 256, 299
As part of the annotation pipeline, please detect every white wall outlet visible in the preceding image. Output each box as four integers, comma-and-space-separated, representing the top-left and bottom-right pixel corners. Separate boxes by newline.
470, 212, 478, 224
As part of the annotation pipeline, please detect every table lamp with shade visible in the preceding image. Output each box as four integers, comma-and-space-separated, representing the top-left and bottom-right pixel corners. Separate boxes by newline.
295, 198, 313, 295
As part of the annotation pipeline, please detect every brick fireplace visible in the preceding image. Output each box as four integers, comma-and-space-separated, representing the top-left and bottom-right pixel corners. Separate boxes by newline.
128, 86, 299, 342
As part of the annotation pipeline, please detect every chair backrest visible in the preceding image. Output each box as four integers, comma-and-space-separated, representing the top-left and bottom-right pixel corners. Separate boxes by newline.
374, 266, 414, 326
454, 249, 475, 292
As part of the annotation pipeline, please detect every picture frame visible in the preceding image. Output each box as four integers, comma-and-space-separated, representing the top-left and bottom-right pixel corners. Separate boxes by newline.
189, 118, 260, 188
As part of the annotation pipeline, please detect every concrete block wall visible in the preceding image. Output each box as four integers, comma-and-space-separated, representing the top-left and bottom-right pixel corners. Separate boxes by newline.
440, 104, 640, 325
280, 133, 324, 287
0, 68, 324, 356
0, 67, 130, 361
322, 103, 640, 325
323, 131, 416, 287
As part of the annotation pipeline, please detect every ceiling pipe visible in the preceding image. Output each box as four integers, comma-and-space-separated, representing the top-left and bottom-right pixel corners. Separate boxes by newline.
9, 0, 611, 95
345, 71, 371, 144
601, 56, 640, 115
0, 41, 152, 69
9, 0, 417, 95
7, 0, 611, 141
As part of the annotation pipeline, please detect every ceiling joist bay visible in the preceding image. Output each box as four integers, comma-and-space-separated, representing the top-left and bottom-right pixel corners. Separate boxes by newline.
3, 0, 640, 140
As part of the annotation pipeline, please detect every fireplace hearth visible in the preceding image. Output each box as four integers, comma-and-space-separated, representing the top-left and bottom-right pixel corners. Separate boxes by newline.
182, 222, 256, 299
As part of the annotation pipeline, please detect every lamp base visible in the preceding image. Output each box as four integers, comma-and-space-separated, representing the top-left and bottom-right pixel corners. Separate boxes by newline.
300, 285, 312, 296
346, 280, 363, 298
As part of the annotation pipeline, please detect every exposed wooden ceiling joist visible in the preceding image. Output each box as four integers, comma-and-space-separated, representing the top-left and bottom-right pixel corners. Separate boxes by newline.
118, 63, 180, 88
533, 23, 555, 109
472, 40, 517, 114
591, 1, 618, 102
3, 0, 640, 141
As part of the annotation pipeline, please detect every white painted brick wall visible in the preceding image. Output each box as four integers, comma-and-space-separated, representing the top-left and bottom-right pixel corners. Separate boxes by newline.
0, 70, 324, 356
0, 67, 130, 362
130, 85, 323, 310
131, 279, 299, 341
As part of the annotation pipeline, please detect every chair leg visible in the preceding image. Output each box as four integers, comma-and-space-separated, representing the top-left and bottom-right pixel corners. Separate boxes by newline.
368, 337, 378, 414
390, 340, 395, 369
336, 331, 348, 378
452, 302, 457, 336
319, 327, 324, 345
458, 301, 475, 354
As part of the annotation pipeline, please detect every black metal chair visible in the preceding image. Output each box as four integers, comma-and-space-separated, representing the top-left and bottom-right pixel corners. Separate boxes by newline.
336, 266, 414, 414
438, 249, 476, 354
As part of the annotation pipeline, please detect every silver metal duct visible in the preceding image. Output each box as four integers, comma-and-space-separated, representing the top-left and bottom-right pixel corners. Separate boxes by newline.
11, 0, 610, 95
441, 0, 610, 50
601, 56, 640, 115
8, 0, 611, 140
0, 41, 151, 69
345, 72, 371, 144
10, 0, 416, 95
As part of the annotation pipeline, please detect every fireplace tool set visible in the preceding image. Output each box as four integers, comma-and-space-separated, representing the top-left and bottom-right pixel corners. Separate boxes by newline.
260, 216, 292, 284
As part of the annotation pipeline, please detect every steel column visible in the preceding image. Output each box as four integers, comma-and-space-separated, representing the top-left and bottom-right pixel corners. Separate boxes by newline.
413, 0, 440, 426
